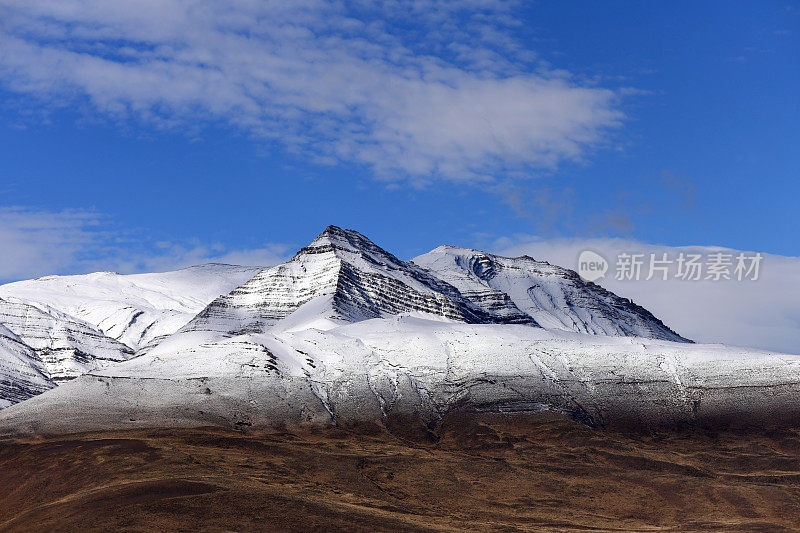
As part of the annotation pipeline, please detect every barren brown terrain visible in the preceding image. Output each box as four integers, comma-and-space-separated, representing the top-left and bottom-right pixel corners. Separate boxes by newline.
2, 412, 800, 532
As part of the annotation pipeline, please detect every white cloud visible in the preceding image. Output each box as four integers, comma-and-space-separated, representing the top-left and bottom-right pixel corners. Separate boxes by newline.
0, 207, 103, 281
493, 236, 800, 354
0, 207, 287, 282
0, 0, 623, 182
132, 241, 290, 273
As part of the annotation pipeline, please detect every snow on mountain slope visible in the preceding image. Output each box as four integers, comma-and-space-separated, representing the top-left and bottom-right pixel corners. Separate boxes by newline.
0, 323, 52, 409
0, 297, 134, 383
1, 316, 797, 436
180, 226, 535, 339
414, 246, 689, 342
0, 264, 261, 350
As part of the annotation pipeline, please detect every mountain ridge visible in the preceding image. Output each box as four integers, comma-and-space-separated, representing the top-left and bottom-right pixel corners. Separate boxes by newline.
0, 263, 261, 351
413, 244, 690, 343
179, 225, 537, 340
0, 225, 797, 435
0, 225, 694, 413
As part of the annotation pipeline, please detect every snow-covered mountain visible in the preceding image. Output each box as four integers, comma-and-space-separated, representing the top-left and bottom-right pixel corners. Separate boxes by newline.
0, 264, 261, 401
0, 296, 134, 383
180, 226, 535, 339
0, 264, 261, 350
0, 323, 52, 409
7, 225, 792, 435
1, 316, 798, 436
414, 246, 689, 342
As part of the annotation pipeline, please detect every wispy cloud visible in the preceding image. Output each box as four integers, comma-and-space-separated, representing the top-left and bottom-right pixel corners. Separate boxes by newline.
0, 206, 287, 282
659, 169, 697, 211
0, 0, 623, 183
491, 169, 700, 237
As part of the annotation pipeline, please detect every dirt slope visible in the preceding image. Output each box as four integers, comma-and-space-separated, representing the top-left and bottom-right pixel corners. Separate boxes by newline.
1, 412, 800, 532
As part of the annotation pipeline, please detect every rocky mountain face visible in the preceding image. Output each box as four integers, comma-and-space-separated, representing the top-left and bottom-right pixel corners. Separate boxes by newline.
0, 264, 262, 405
182, 226, 536, 338
0, 264, 261, 351
0, 297, 134, 384
0, 323, 52, 409
1, 317, 798, 437
413, 246, 690, 343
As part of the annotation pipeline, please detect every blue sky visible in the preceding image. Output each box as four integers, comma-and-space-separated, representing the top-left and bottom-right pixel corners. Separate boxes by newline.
0, 1, 798, 281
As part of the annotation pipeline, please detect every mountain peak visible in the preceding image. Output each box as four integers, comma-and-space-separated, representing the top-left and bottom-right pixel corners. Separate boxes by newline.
157, 227, 687, 342
297, 225, 405, 266
414, 245, 690, 343
307, 225, 374, 249
181, 226, 538, 336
